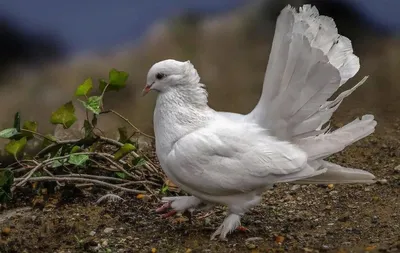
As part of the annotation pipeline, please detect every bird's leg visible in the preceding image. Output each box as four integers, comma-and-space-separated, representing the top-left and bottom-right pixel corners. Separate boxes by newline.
211, 195, 262, 240
210, 213, 242, 241
156, 196, 202, 218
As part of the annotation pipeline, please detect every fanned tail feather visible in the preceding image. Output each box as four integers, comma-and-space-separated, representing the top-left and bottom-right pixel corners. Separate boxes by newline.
247, 4, 377, 184
292, 76, 369, 139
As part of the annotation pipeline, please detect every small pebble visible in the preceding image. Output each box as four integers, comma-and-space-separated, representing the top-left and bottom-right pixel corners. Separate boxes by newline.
329, 190, 338, 195
89, 231, 96, 236
377, 179, 388, 185
103, 228, 114, 234
321, 245, 330, 250
291, 185, 300, 191
394, 165, 400, 173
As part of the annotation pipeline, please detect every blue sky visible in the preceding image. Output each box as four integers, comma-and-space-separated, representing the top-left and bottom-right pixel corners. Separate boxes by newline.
0, 0, 398, 55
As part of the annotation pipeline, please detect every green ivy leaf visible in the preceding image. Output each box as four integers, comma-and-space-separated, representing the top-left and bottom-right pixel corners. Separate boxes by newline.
51, 160, 64, 168
113, 143, 136, 160
70, 146, 81, 153
107, 69, 129, 92
69, 145, 86, 166
0, 128, 19, 139
50, 101, 77, 129
133, 157, 147, 167
23, 121, 38, 132
109, 68, 129, 85
5, 137, 27, 157
161, 185, 169, 194
22, 121, 38, 139
68, 154, 89, 166
115, 172, 126, 179
80, 96, 102, 115
75, 78, 93, 96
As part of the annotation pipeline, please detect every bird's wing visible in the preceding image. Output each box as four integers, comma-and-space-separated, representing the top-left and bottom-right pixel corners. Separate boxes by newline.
165, 118, 322, 196
246, 5, 367, 141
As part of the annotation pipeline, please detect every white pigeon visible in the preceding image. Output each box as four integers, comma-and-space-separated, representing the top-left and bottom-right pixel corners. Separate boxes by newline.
142, 4, 377, 240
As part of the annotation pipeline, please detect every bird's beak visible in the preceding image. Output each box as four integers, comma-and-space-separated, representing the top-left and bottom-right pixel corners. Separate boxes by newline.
141, 83, 153, 96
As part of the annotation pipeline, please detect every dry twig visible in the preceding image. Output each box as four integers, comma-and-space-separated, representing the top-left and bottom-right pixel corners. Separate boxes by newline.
14, 176, 146, 193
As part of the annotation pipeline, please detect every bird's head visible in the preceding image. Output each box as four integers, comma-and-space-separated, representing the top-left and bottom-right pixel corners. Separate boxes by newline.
142, 59, 200, 96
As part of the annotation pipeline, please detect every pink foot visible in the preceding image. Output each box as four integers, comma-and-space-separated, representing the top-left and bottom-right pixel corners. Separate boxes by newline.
236, 226, 249, 232
156, 202, 171, 213
156, 202, 178, 218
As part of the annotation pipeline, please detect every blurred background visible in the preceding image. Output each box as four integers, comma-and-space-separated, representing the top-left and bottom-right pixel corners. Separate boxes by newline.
0, 0, 399, 147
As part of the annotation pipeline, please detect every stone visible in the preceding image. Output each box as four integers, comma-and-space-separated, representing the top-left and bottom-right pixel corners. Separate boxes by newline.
103, 227, 114, 234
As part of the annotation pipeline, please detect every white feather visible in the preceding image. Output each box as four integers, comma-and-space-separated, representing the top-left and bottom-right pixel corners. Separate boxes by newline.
294, 161, 375, 184
296, 114, 376, 160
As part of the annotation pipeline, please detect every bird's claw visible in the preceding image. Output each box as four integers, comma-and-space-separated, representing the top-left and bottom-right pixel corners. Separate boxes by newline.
156, 201, 178, 218
236, 226, 249, 232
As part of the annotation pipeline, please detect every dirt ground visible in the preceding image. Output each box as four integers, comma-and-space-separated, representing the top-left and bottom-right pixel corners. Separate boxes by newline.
0, 112, 399, 253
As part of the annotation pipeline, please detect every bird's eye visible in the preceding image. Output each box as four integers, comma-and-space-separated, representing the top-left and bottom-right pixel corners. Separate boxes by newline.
156, 73, 166, 80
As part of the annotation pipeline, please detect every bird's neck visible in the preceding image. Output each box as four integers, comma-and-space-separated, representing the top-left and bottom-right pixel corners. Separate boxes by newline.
153, 83, 213, 154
